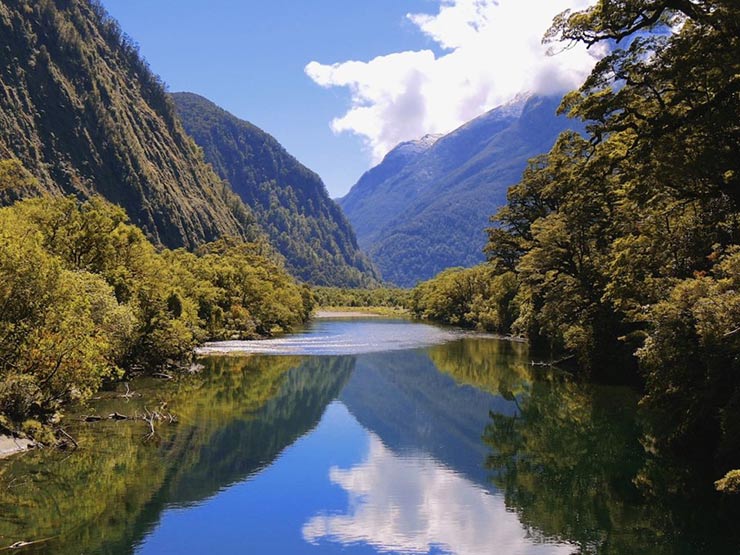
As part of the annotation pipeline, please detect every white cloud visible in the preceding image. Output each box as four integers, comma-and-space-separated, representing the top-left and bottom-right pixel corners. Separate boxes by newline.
305, 0, 601, 162
302, 434, 574, 555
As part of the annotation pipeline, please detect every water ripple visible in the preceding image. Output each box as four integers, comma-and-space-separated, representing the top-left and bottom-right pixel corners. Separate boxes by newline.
196, 318, 462, 356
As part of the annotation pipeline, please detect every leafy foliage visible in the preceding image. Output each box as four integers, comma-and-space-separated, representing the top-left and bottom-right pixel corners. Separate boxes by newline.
411, 265, 519, 333
494, 0, 740, 481
0, 190, 312, 433
637, 249, 740, 468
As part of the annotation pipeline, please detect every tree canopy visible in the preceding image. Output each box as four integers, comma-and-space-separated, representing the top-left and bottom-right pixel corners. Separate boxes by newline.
0, 173, 312, 437
416, 0, 740, 488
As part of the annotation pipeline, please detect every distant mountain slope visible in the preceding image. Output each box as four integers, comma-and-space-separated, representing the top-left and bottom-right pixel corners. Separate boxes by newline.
0, 0, 259, 248
339, 133, 442, 243
172, 92, 377, 287
338, 95, 576, 286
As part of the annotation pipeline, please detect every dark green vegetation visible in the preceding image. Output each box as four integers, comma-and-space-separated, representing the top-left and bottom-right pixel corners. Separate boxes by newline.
411, 265, 518, 332
0, 0, 261, 249
172, 92, 377, 287
414, 0, 740, 489
339, 95, 576, 286
312, 285, 411, 309
484, 367, 740, 554
0, 190, 312, 439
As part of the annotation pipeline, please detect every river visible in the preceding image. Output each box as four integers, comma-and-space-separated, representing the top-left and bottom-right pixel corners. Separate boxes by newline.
0, 316, 737, 554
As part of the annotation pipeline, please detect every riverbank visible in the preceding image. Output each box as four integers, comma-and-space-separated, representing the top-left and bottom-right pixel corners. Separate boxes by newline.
314, 306, 410, 318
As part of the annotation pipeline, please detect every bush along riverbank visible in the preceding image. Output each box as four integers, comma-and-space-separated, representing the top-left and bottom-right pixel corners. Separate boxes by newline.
311, 286, 411, 310
0, 191, 313, 446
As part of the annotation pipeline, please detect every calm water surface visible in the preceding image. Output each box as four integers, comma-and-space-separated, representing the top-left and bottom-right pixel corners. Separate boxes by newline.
0, 317, 738, 554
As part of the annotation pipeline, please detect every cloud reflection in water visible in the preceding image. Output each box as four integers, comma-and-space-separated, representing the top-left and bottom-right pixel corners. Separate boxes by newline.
303, 433, 572, 555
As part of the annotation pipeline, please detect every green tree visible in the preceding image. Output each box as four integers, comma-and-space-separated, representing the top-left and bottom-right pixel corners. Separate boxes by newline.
0, 209, 133, 427
477, 0, 740, 483
411, 265, 519, 333
0, 192, 312, 434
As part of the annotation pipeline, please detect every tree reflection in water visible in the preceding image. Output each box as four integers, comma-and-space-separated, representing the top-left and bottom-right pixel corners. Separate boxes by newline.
0, 355, 353, 554
483, 370, 740, 555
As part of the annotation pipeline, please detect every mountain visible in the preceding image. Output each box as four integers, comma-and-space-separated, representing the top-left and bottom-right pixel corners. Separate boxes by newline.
0, 0, 259, 248
172, 92, 377, 287
338, 94, 577, 286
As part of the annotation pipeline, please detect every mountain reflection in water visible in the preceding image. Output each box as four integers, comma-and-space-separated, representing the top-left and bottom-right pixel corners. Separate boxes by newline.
0, 319, 738, 554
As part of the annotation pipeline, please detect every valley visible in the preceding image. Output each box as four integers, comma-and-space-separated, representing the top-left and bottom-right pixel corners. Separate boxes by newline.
0, 0, 738, 553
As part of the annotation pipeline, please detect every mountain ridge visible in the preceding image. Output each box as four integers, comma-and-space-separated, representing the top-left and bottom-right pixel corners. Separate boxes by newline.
0, 0, 260, 249
172, 91, 378, 287
338, 95, 576, 286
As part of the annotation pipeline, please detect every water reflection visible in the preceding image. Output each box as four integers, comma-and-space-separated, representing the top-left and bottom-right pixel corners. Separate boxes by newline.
0, 355, 353, 554
303, 433, 572, 555
341, 347, 518, 486
1, 319, 738, 554
427, 337, 531, 398
484, 372, 740, 554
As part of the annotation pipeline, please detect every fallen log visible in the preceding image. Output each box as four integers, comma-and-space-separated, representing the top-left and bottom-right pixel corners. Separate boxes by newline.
530, 354, 576, 367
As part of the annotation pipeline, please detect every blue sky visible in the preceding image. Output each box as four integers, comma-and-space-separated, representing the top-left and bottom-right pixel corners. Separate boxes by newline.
101, 0, 440, 198
101, 1, 597, 198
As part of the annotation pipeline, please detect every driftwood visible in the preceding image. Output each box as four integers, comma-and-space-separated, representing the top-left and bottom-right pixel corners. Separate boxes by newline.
56, 428, 78, 450
82, 409, 177, 428
185, 363, 205, 374
140, 406, 177, 441
118, 383, 141, 399
1, 537, 56, 551
81, 397, 177, 444
83, 413, 129, 422
530, 354, 576, 367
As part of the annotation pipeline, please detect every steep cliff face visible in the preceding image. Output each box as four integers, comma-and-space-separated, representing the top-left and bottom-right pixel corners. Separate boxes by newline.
339, 95, 577, 286
172, 92, 377, 286
0, 0, 259, 248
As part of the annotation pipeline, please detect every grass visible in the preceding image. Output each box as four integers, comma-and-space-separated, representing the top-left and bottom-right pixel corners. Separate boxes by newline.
314, 306, 411, 318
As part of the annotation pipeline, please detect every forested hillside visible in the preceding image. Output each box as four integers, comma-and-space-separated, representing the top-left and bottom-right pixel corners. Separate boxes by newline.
339, 95, 576, 286
413, 0, 740, 491
0, 0, 259, 248
172, 92, 377, 287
